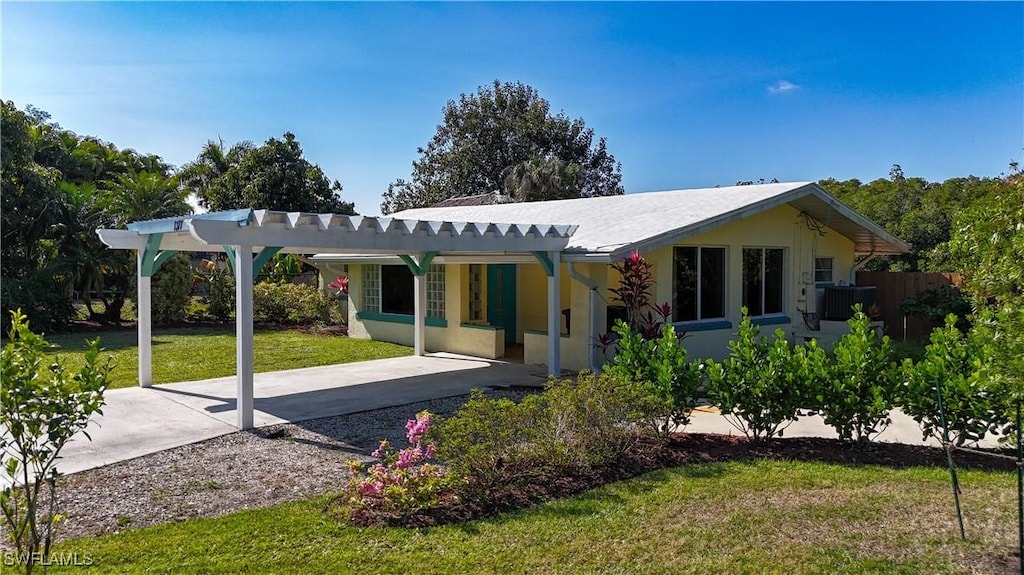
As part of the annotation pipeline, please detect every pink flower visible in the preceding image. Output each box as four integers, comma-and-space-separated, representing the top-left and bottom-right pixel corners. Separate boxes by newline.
396, 448, 422, 470
405, 412, 433, 444
359, 480, 382, 497
424, 444, 436, 459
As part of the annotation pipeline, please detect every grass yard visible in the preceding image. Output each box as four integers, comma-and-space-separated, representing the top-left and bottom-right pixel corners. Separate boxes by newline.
46, 327, 412, 389
50, 460, 1016, 574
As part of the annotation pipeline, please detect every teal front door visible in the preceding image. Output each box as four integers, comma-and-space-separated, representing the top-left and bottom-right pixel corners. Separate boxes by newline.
487, 264, 517, 343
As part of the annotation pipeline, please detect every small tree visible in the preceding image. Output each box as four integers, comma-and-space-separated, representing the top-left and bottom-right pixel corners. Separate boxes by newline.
902, 314, 1009, 446
817, 307, 900, 443
1, 310, 110, 573
705, 308, 810, 441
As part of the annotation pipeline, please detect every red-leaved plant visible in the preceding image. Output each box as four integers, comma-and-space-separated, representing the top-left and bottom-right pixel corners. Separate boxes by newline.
608, 251, 674, 340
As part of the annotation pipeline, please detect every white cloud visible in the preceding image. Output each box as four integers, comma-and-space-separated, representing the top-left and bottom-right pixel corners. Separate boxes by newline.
768, 80, 800, 94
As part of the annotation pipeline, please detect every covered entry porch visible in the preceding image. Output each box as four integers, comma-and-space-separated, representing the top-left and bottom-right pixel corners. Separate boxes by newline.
97, 209, 575, 430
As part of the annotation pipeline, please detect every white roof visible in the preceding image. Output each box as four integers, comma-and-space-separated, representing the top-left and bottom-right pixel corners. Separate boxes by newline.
393, 182, 909, 260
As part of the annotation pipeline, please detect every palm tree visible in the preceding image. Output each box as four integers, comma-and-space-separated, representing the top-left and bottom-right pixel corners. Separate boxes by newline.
503, 155, 582, 202
105, 171, 191, 226
178, 138, 253, 210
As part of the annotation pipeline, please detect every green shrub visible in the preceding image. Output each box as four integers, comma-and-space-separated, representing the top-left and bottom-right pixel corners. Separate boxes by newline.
543, 371, 665, 467
432, 390, 550, 494
901, 314, 1009, 446
0, 271, 75, 333
604, 321, 702, 432
816, 307, 900, 443
202, 260, 235, 321
705, 308, 810, 441
151, 253, 192, 325
899, 284, 972, 332
252, 281, 338, 325
433, 372, 662, 502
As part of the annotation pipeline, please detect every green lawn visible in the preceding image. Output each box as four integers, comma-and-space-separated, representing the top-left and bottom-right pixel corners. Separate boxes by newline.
46, 327, 412, 389
49, 460, 1016, 574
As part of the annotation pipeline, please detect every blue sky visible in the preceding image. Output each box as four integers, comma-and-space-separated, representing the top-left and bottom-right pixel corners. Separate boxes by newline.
3, 2, 1022, 215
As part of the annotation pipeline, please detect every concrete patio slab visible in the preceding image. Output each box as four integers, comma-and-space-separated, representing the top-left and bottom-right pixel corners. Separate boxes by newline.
55, 354, 546, 477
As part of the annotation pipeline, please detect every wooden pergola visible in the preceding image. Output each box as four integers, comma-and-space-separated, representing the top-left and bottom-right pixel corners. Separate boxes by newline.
98, 209, 576, 430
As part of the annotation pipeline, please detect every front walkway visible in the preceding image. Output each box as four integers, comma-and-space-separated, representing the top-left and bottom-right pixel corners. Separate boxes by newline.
59, 354, 547, 476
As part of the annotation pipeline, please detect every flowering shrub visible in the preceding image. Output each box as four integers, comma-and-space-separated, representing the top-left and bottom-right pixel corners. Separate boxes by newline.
343, 411, 454, 520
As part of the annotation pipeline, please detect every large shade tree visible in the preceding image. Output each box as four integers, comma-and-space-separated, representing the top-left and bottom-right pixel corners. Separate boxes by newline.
182, 133, 355, 215
381, 80, 624, 214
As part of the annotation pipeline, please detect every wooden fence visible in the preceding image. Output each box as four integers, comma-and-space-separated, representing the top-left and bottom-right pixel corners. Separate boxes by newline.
854, 271, 963, 341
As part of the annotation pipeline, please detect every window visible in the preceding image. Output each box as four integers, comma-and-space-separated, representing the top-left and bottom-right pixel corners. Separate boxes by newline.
363, 265, 380, 313
743, 248, 785, 316
814, 257, 834, 284
673, 246, 726, 322
381, 265, 414, 315
467, 264, 483, 321
426, 264, 445, 319
364, 264, 446, 319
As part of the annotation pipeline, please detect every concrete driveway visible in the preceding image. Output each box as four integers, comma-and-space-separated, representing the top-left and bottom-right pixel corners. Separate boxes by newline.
57, 353, 547, 476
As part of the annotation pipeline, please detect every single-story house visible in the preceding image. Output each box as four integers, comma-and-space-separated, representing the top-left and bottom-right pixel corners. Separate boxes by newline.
311, 181, 909, 372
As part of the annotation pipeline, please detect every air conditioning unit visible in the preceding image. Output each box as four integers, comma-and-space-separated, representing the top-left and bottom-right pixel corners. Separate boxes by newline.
823, 286, 877, 321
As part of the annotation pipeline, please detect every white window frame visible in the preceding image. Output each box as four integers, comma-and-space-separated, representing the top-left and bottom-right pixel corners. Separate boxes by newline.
672, 245, 727, 323
742, 247, 786, 317
814, 257, 834, 284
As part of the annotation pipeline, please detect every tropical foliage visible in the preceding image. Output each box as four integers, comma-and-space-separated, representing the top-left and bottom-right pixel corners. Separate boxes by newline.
1, 101, 355, 332
180, 133, 355, 214
1, 101, 188, 331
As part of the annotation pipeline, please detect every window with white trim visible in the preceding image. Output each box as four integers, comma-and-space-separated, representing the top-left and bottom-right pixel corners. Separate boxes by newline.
673, 246, 726, 322
814, 257, 834, 284
426, 264, 445, 319
742, 248, 785, 316
362, 264, 380, 312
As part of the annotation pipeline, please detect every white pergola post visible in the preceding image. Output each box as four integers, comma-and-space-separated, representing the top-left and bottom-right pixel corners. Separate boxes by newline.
235, 245, 255, 430
547, 250, 561, 377
413, 272, 427, 356
136, 252, 153, 388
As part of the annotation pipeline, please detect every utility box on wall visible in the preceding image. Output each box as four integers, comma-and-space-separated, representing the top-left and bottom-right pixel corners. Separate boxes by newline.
823, 286, 877, 321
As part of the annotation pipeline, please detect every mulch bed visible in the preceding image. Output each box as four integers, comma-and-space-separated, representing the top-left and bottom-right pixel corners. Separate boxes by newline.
350, 433, 1018, 528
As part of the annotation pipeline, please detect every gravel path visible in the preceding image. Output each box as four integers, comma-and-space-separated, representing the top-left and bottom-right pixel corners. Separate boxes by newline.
52, 387, 533, 542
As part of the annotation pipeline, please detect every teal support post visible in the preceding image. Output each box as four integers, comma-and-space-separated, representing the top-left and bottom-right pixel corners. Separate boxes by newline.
532, 251, 554, 277
397, 252, 437, 357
